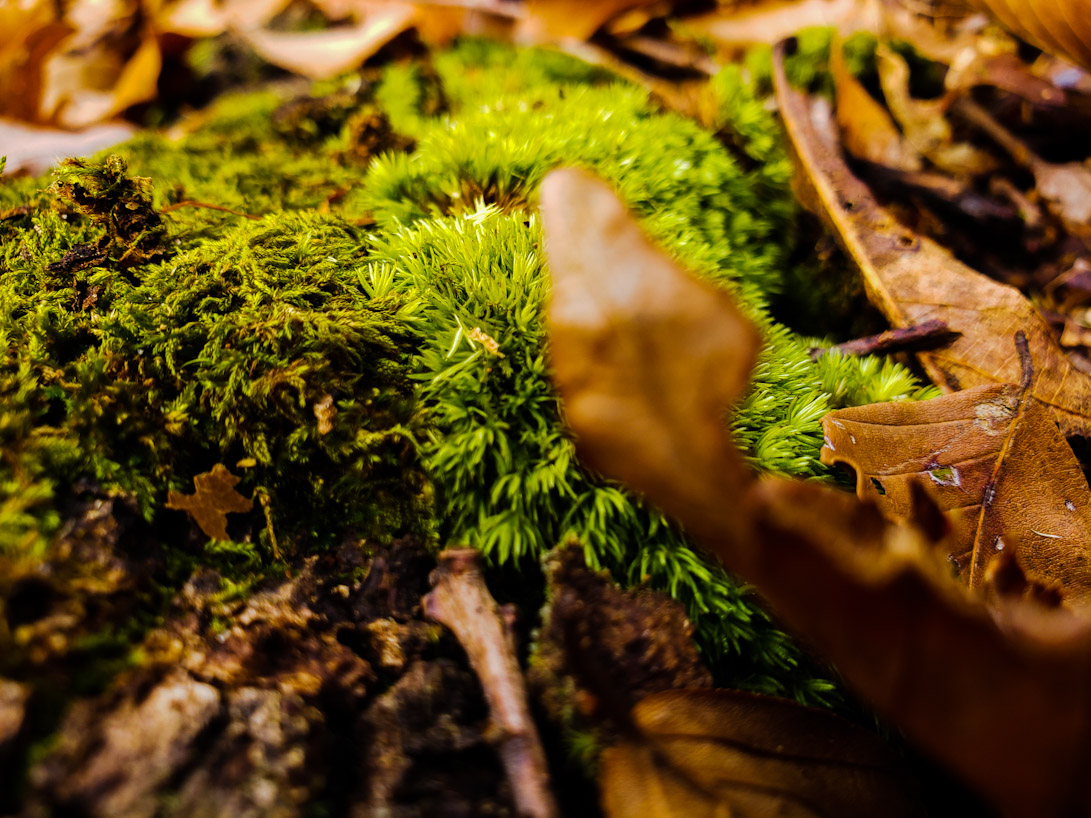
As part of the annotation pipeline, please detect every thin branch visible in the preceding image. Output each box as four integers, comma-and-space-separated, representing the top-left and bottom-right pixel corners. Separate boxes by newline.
423, 549, 558, 818
952, 98, 1036, 168
810, 319, 961, 359
161, 200, 262, 220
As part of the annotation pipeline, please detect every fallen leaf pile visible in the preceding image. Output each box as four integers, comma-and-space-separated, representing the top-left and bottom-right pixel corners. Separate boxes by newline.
777, 43, 1091, 434
542, 166, 1091, 817
786, 14, 1091, 381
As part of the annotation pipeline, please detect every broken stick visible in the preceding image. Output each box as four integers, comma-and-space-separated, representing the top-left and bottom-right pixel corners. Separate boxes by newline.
423, 548, 558, 818
809, 319, 960, 360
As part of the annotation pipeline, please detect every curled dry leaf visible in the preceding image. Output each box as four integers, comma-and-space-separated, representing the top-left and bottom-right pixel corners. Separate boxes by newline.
166, 464, 253, 541
821, 345, 1091, 603
680, 0, 865, 54
518, 0, 659, 42
41, 34, 161, 129
874, 44, 996, 177
0, 1, 72, 124
773, 43, 1091, 436
831, 39, 921, 172
875, 0, 1004, 66
542, 166, 1091, 817
968, 0, 1091, 72
601, 690, 924, 818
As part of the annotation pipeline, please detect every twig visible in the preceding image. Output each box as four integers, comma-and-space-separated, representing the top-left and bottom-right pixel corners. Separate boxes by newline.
809, 319, 960, 359
423, 549, 558, 818
952, 98, 1035, 167
161, 200, 262, 220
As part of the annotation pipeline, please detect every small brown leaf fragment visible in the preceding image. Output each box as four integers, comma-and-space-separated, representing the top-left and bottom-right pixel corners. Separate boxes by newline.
166, 464, 254, 541
773, 44, 1091, 436
821, 375, 1091, 603
467, 327, 503, 357
601, 690, 925, 818
875, 44, 997, 177
313, 394, 336, 435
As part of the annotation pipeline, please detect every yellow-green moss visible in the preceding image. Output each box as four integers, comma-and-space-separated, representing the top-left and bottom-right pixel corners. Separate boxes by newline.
0, 38, 935, 708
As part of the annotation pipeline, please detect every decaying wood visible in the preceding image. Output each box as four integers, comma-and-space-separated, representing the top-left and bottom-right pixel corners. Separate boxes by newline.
423, 548, 558, 818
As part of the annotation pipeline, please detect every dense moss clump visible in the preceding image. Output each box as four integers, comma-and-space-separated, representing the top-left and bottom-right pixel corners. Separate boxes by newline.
0, 38, 934, 712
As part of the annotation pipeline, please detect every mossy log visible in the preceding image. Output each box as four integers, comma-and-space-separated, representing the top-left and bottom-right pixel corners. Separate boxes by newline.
0, 38, 932, 814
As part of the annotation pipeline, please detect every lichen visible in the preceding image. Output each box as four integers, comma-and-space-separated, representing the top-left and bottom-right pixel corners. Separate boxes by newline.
0, 37, 933, 723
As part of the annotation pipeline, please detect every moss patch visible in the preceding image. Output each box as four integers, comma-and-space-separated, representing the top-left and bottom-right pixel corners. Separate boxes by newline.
0, 38, 935, 727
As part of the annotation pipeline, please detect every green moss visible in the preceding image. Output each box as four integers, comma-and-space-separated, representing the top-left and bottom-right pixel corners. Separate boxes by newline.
1, 172, 429, 561
0, 37, 931, 708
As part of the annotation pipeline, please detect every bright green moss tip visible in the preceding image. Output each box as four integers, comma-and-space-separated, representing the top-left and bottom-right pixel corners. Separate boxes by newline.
0, 38, 933, 707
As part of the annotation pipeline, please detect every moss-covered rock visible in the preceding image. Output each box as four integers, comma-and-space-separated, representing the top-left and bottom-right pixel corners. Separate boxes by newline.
0, 39, 937, 804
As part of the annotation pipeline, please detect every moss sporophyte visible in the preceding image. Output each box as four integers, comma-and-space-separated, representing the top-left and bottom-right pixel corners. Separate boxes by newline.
0, 38, 935, 707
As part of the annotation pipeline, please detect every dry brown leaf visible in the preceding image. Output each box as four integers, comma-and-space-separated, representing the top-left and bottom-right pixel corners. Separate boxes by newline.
541, 164, 1091, 818
969, 0, 1091, 72
518, 0, 659, 42
42, 33, 161, 129
166, 464, 254, 541
601, 690, 925, 818
541, 167, 760, 537
156, 0, 294, 37
681, 0, 867, 54
821, 363, 1091, 603
875, 44, 996, 176
831, 39, 921, 172
875, 0, 1006, 66
0, 1, 72, 124
241, 2, 418, 79
773, 44, 1091, 436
